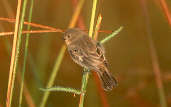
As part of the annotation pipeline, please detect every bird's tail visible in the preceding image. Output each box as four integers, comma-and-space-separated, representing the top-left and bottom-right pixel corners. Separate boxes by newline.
96, 67, 117, 91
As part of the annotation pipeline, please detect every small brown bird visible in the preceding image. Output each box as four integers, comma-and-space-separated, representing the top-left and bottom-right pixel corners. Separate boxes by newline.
63, 28, 117, 91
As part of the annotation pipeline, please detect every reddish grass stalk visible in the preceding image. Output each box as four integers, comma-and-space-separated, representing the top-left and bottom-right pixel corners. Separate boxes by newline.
140, 0, 167, 107
23, 86, 35, 107
0, 17, 60, 30
0, 17, 112, 37
158, 0, 171, 26
0, 29, 62, 36
6, 0, 22, 106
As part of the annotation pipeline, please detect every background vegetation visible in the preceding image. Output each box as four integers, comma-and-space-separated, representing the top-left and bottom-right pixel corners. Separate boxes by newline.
0, 0, 170, 107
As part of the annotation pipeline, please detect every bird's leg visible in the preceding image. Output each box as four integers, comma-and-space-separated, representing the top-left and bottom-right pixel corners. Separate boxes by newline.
83, 68, 90, 74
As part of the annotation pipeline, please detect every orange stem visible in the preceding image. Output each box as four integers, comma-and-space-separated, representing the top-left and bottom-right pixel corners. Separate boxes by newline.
159, 0, 171, 26
0, 29, 62, 36
0, 17, 60, 30
6, 0, 22, 106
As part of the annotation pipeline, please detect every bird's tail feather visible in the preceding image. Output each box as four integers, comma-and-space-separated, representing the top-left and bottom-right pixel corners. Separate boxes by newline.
97, 67, 117, 91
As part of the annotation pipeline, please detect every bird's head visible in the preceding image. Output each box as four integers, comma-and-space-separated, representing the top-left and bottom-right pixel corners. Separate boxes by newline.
63, 28, 84, 45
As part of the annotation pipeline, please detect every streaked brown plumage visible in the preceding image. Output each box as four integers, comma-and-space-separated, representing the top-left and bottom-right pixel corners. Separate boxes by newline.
63, 28, 117, 91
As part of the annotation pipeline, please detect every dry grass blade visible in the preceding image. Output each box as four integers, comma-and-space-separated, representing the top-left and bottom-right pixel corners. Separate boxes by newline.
6, 0, 22, 106
68, 0, 85, 28
93, 14, 102, 40
71, 0, 86, 30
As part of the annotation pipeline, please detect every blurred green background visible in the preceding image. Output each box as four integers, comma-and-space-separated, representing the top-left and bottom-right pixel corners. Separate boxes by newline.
0, 0, 171, 107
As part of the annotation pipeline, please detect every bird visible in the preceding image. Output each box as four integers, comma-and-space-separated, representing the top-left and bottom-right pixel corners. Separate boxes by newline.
63, 28, 117, 91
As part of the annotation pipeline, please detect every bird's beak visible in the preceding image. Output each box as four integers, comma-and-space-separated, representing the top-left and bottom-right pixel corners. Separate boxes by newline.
62, 36, 66, 41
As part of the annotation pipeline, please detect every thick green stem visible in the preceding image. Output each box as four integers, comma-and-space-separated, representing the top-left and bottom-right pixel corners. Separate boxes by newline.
79, 69, 90, 107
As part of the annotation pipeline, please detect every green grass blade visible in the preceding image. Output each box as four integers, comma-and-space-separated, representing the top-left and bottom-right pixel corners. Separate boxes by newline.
40, 87, 82, 95
19, 0, 34, 106
100, 26, 123, 44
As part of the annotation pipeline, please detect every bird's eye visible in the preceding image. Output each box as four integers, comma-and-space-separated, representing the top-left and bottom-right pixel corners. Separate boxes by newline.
74, 49, 78, 52
67, 34, 71, 39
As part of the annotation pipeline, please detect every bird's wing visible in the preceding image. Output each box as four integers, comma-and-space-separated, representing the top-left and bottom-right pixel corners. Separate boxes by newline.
68, 45, 100, 70
88, 42, 109, 68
